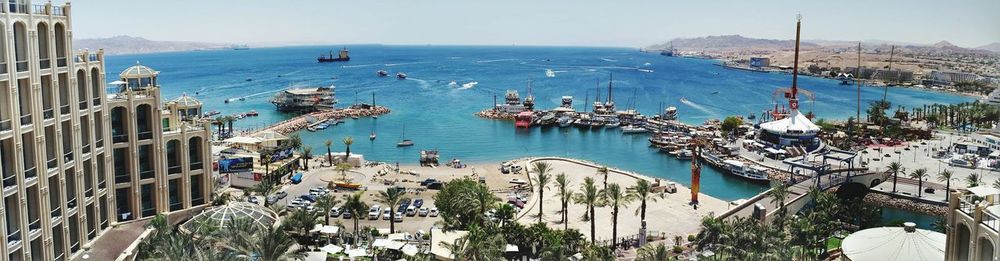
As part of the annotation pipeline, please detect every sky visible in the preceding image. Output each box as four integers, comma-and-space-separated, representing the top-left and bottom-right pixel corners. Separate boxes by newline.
68, 0, 1000, 48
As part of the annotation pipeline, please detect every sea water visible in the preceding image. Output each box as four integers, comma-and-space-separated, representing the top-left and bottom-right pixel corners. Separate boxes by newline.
105, 45, 973, 201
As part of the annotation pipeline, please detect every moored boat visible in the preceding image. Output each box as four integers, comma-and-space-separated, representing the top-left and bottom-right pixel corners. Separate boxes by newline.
621, 125, 647, 134
557, 115, 573, 128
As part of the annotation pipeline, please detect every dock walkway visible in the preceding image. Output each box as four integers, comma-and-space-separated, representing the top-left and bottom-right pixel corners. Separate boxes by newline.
251, 106, 390, 136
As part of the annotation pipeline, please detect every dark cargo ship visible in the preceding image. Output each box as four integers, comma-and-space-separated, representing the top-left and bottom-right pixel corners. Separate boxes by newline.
318, 48, 350, 62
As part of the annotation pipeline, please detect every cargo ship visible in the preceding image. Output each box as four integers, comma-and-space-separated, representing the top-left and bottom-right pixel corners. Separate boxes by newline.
270, 86, 337, 112
318, 48, 350, 62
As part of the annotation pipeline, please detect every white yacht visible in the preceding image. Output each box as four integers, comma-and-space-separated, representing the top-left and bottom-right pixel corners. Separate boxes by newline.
723, 160, 769, 181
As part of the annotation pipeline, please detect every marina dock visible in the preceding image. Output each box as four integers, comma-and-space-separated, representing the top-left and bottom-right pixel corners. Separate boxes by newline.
250, 105, 390, 136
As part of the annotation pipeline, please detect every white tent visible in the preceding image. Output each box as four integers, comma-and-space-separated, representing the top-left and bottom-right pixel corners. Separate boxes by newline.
968, 186, 1000, 197
319, 225, 340, 235
841, 223, 945, 261
344, 248, 368, 258
759, 110, 820, 136
400, 244, 420, 256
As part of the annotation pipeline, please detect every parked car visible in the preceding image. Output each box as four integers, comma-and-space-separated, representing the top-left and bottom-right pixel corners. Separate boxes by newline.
406, 206, 417, 216
369, 205, 382, 220
429, 207, 439, 217
342, 211, 353, 219
266, 195, 279, 205
394, 212, 404, 222
509, 178, 528, 185
247, 196, 259, 204
427, 182, 444, 190
382, 209, 392, 220
300, 195, 317, 202
275, 191, 288, 199
413, 199, 424, 208
330, 207, 342, 217
400, 199, 412, 209
418, 207, 429, 217
420, 178, 439, 186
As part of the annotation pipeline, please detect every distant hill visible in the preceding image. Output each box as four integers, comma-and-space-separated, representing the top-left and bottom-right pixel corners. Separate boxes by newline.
977, 43, 1000, 53
647, 35, 819, 51
73, 35, 227, 55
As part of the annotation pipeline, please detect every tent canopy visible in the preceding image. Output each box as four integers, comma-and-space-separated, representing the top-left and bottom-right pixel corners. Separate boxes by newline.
759, 110, 820, 136
968, 186, 1000, 197
842, 223, 945, 261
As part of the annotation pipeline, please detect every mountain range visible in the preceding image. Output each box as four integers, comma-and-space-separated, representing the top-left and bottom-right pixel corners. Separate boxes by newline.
647, 35, 999, 54
73, 35, 228, 55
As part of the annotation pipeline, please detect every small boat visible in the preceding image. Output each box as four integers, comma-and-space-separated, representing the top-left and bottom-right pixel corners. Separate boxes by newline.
334, 181, 362, 189
397, 139, 414, 147
557, 116, 573, 128
397, 72, 407, 79
605, 118, 620, 128
377, 70, 389, 77
676, 149, 693, 159
246, 110, 259, 116
369, 132, 377, 141
621, 125, 647, 134
351, 115, 359, 120
373, 115, 378, 119
711, 91, 719, 94
307, 126, 318, 132
246, 78, 253, 82
679, 97, 689, 103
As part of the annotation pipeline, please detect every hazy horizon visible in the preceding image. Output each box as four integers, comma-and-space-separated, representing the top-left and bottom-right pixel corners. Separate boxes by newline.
70, 0, 1000, 48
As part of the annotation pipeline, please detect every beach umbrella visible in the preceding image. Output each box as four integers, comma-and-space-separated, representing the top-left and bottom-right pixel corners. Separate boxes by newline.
401, 244, 420, 256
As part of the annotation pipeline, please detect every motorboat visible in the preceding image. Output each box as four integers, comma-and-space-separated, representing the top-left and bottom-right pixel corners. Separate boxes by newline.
369, 132, 377, 141
377, 70, 389, 77
621, 125, 647, 134
397, 139, 414, 147
557, 116, 573, 128
605, 118, 620, 128
397, 72, 407, 79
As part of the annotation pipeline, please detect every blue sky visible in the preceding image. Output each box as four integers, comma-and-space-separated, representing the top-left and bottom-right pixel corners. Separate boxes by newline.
70, 0, 1000, 48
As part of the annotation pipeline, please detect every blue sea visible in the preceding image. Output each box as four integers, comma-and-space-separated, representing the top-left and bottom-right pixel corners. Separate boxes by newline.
104, 45, 972, 201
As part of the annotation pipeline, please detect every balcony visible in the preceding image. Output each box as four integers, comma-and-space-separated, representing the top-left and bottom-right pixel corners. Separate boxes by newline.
16, 61, 27, 72
3, 174, 16, 190
6, 229, 20, 247
43, 109, 53, 119
190, 161, 203, 171
39, 58, 50, 70
28, 219, 40, 234
81, 144, 90, 154
96, 139, 104, 149
24, 167, 36, 180
50, 207, 61, 219
0, 119, 10, 132
92, 97, 101, 106
89, 54, 99, 62
63, 151, 73, 164
20, 114, 31, 126
98, 181, 106, 190
47, 158, 57, 170
112, 134, 127, 143
56, 57, 67, 67
137, 131, 152, 141
53, 6, 65, 16
31, 4, 44, 14
167, 165, 182, 174
78, 101, 87, 110
60, 104, 70, 115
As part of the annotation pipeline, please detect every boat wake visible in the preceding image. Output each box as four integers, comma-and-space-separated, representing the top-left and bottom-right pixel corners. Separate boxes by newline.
643, 62, 652, 66
408, 78, 431, 89
600, 58, 618, 62
384, 62, 428, 67
475, 58, 518, 63
459, 81, 478, 90
680, 98, 714, 115
341, 64, 379, 68
545, 69, 556, 77
448, 81, 458, 86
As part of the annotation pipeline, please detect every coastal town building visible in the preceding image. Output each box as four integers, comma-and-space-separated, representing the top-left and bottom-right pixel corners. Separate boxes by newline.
844, 66, 915, 83
106, 62, 214, 222
930, 70, 981, 85
0, 2, 213, 260
984, 88, 1000, 106
945, 189, 1000, 261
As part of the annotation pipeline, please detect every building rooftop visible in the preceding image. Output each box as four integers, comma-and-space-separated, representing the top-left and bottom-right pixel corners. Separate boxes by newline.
120, 62, 159, 79
841, 223, 946, 261
169, 93, 202, 107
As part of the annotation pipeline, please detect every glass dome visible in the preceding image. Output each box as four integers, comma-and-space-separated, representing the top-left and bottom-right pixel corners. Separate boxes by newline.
180, 202, 277, 235
120, 62, 159, 88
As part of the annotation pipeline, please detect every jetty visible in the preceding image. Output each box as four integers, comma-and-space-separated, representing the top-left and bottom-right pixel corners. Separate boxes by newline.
251, 105, 390, 136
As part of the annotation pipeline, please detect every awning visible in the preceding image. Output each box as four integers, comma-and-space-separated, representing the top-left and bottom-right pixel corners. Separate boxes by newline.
319, 244, 343, 254
968, 186, 1000, 197
224, 136, 263, 145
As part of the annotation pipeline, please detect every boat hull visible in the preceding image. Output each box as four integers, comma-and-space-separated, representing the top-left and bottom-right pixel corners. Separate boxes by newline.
319, 57, 350, 62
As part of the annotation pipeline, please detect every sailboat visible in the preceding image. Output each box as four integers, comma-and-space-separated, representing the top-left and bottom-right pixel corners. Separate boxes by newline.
396, 124, 414, 147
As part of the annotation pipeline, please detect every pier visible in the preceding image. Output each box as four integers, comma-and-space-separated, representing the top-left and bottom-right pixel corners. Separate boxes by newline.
250, 105, 390, 136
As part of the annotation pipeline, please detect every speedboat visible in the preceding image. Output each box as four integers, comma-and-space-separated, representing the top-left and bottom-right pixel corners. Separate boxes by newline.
377, 70, 389, 77
397, 139, 414, 147
397, 72, 407, 79
679, 97, 689, 103
675, 149, 693, 159
369, 132, 377, 141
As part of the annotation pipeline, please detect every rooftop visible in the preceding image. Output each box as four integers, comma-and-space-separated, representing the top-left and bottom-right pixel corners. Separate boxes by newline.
120, 62, 159, 79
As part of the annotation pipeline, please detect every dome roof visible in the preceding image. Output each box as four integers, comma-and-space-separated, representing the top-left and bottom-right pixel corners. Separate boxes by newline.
119, 62, 159, 78
842, 223, 945, 261
170, 94, 202, 107
180, 202, 277, 234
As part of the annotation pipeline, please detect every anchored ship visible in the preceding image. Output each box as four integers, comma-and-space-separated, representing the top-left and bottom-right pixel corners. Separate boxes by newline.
318, 48, 350, 62
271, 86, 337, 112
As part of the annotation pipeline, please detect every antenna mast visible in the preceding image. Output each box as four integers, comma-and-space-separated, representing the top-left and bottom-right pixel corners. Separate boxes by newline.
788, 14, 802, 112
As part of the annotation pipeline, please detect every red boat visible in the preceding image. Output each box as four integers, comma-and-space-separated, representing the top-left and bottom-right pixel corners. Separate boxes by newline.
515, 111, 533, 128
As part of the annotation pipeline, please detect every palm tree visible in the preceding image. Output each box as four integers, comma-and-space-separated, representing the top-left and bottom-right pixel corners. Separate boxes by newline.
627, 179, 657, 222
993, 178, 1000, 190
283, 208, 319, 236
597, 166, 610, 189
224, 116, 235, 136
573, 177, 600, 243
341, 192, 368, 240
767, 181, 790, 224
376, 187, 409, 234
342, 136, 354, 159
531, 161, 553, 223
300, 146, 312, 170
261, 154, 273, 183
324, 139, 333, 166
315, 194, 339, 225
636, 243, 669, 261
937, 169, 953, 201
966, 173, 982, 187
219, 218, 304, 261
887, 162, 904, 193
555, 173, 572, 230
438, 224, 504, 260
287, 133, 302, 150
599, 183, 634, 250
909, 168, 928, 198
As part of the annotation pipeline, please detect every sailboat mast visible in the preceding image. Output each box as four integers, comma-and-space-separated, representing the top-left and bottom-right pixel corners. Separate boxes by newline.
856, 42, 862, 123
881, 45, 895, 104
595, 79, 601, 102
607, 72, 613, 103
789, 14, 802, 112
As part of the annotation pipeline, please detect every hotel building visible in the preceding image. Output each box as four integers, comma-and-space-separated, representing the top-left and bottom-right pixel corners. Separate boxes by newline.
946, 190, 1000, 261
0, 2, 213, 260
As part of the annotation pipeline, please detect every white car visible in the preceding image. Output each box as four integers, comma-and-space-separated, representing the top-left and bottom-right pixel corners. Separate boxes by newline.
509, 178, 528, 185
330, 207, 341, 217
406, 206, 417, 216
369, 205, 382, 220
418, 207, 429, 217
394, 212, 404, 222
382, 209, 392, 220
429, 207, 439, 217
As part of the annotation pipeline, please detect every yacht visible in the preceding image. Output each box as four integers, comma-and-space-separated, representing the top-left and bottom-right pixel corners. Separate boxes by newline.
605, 118, 620, 128
662, 106, 678, 121
621, 125, 647, 134
675, 149, 693, 159
557, 115, 573, 128
723, 160, 769, 181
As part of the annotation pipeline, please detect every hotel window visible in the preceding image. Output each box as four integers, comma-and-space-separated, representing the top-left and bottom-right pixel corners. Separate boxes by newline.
140, 183, 156, 217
